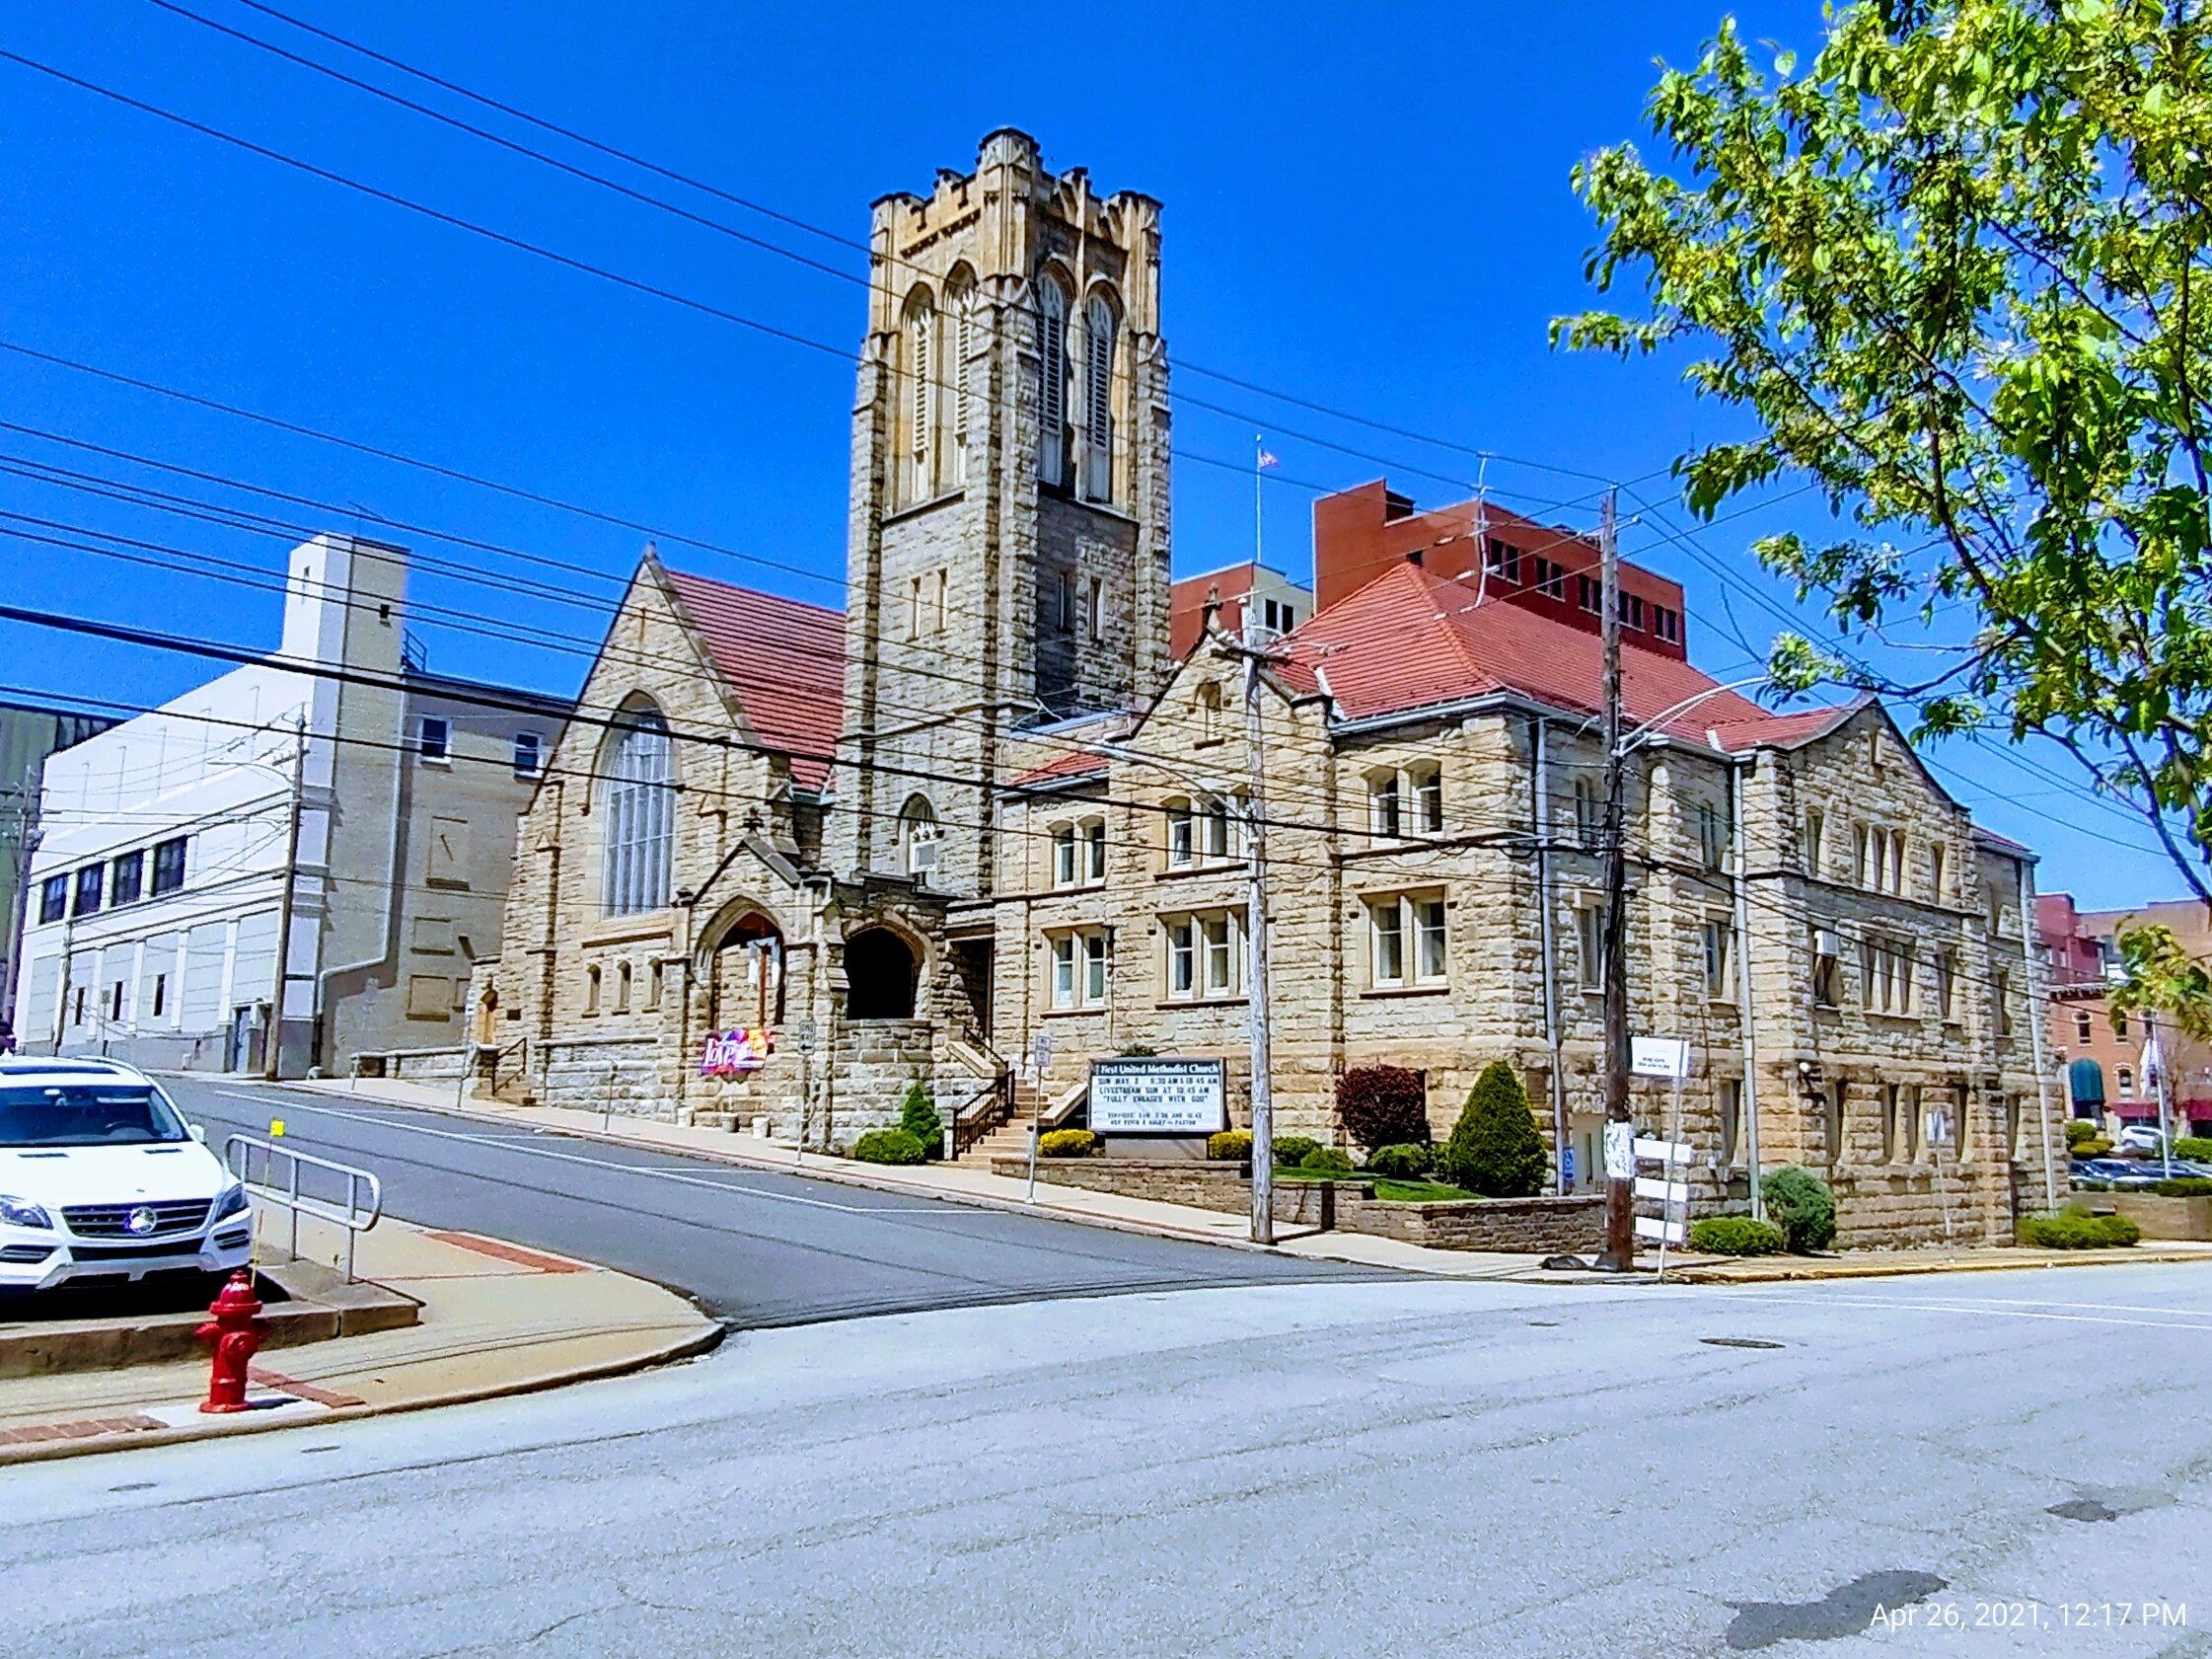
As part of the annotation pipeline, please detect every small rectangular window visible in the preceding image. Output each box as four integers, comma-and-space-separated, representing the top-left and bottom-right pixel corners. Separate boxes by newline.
1369, 775, 1401, 839
1057, 570, 1077, 635
38, 873, 68, 924
151, 973, 167, 1018
1703, 917, 1733, 999
1623, 594, 1646, 630
1052, 825, 1076, 888
1166, 803, 1194, 867
1938, 951, 1958, 1021
1414, 769, 1443, 835
1577, 905, 1604, 991
1167, 919, 1194, 995
1371, 902, 1405, 986
1804, 807, 1825, 876
1052, 935, 1077, 1008
1203, 914, 1233, 994
1083, 932, 1109, 1004
418, 715, 451, 763
1577, 573, 1599, 614
1082, 819, 1107, 883
73, 866, 104, 918
1573, 778, 1599, 848
1483, 539, 1521, 584
110, 850, 144, 907
1415, 898, 1447, 983
512, 732, 543, 780
150, 837, 187, 895
1087, 576, 1105, 641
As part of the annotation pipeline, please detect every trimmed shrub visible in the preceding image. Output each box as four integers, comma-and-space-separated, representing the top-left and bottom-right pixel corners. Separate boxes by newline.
1208, 1130, 1254, 1162
2175, 1136, 2212, 1163
2075, 1179, 2112, 1192
1760, 1167, 1839, 1253
2063, 1118, 2101, 1148
1687, 1215, 1786, 1256
898, 1082, 944, 1161
2020, 1209, 2142, 1248
1039, 1128, 1099, 1159
1272, 1135, 1323, 1169
2070, 1137, 2115, 1159
1364, 1143, 1433, 1178
1298, 1146, 1356, 1176
1438, 1061, 1546, 1198
1335, 1066, 1432, 1154
850, 1128, 925, 1166
2155, 1176, 2212, 1197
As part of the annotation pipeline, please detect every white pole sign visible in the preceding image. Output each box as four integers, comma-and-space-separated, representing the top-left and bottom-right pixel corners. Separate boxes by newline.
1630, 1036, 1691, 1081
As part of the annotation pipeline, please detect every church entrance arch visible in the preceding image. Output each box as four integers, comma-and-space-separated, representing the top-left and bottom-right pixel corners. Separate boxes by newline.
844, 926, 920, 1019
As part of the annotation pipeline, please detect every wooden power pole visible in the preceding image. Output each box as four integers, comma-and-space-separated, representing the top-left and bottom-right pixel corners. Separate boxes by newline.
1596, 490, 1636, 1271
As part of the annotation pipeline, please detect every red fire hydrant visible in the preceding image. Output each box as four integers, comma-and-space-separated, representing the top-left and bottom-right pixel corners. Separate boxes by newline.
195, 1269, 264, 1414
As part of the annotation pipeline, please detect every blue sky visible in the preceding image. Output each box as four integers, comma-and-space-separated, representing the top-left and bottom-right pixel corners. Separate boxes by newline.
0, 0, 2179, 905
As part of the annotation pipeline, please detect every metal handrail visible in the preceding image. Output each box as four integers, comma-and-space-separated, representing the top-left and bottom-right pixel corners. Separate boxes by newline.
225, 1133, 383, 1283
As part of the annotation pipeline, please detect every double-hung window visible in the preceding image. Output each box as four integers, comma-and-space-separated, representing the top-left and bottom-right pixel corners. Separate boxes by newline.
72, 866, 103, 918
1166, 800, 1194, 867
37, 873, 66, 925
1703, 917, 1733, 999
1049, 930, 1110, 1011
1052, 824, 1077, 888
109, 850, 143, 907
1202, 914, 1234, 995
1368, 892, 1448, 989
1167, 919, 1196, 995
150, 837, 186, 895
1082, 818, 1107, 883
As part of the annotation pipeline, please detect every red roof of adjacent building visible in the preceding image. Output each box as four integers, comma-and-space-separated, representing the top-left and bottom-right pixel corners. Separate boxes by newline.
663, 567, 846, 792
1274, 560, 1836, 746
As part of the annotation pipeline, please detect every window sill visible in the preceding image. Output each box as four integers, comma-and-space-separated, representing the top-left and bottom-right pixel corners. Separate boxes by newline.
1156, 995, 1247, 1011
1360, 983, 1449, 1000
1042, 1005, 1109, 1018
881, 490, 965, 527
582, 912, 678, 947
1156, 863, 1243, 881
417, 756, 452, 769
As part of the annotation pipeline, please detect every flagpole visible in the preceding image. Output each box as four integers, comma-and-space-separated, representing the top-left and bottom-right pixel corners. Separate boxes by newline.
1254, 433, 1265, 568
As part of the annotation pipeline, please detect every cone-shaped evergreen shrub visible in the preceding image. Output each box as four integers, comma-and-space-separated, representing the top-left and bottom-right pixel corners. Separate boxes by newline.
1438, 1062, 1545, 1197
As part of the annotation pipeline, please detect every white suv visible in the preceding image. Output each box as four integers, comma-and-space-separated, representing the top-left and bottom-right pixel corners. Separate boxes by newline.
0, 1057, 253, 1295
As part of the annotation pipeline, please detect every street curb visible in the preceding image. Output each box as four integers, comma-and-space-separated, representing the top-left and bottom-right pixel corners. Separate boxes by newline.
0, 1320, 725, 1470
0, 1265, 418, 1382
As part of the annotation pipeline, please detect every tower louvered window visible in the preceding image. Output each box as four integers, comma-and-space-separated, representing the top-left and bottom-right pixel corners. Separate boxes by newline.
1082, 293, 1115, 501
953, 287, 975, 483
908, 300, 934, 491
1037, 277, 1069, 487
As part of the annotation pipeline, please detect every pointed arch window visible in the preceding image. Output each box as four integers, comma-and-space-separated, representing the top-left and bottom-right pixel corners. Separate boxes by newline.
1037, 274, 1070, 489
900, 795, 941, 879
602, 709, 674, 916
1081, 291, 1117, 501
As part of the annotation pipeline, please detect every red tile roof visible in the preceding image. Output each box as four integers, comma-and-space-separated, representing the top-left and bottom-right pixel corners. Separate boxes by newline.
1275, 561, 1833, 745
1009, 747, 1110, 788
663, 567, 846, 792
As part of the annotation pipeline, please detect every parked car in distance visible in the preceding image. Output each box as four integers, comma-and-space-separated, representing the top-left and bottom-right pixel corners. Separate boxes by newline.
0, 1056, 253, 1297
2071, 1159, 2167, 1189
2117, 1124, 2173, 1157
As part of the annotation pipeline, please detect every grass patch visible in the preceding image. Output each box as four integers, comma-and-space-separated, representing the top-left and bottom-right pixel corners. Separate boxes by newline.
1270, 1167, 1476, 1201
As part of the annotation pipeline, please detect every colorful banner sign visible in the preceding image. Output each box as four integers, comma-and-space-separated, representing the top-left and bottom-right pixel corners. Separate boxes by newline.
700, 1027, 773, 1077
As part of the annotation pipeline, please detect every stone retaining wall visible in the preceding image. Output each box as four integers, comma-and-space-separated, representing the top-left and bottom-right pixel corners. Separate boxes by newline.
2098, 1191, 2212, 1242
989, 1157, 1602, 1252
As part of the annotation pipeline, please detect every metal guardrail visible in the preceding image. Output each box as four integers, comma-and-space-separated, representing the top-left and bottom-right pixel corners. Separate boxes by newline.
225, 1133, 383, 1283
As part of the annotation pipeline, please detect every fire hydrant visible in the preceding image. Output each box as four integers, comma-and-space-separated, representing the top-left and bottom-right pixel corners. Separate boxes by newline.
195, 1269, 264, 1414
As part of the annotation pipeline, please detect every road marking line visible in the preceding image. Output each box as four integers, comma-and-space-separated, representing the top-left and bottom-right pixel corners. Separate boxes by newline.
207, 1092, 955, 1217
1685, 1286, 2212, 1332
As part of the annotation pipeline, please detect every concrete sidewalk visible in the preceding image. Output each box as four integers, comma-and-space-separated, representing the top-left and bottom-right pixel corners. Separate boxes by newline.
0, 1208, 719, 1465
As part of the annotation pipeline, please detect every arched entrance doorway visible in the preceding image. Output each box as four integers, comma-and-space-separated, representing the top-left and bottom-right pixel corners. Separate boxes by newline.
705, 910, 785, 1031
844, 926, 920, 1019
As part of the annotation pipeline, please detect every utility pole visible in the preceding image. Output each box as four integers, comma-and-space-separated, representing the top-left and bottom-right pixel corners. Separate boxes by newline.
264, 716, 307, 1082
1241, 648, 1276, 1246
1596, 489, 1636, 1272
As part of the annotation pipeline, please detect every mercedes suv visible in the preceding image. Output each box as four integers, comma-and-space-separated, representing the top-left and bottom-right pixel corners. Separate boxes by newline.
0, 1057, 253, 1296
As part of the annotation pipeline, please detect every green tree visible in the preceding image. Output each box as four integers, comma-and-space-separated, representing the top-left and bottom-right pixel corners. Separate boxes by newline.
2107, 922, 2212, 1041
899, 1082, 944, 1160
1438, 1062, 1547, 1197
1556, 0, 2212, 908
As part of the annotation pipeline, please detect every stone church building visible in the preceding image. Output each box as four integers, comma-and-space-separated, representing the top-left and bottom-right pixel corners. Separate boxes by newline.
471, 130, 2059, 1244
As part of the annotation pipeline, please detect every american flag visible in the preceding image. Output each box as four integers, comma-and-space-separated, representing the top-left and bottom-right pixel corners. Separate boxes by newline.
1256, 446, 1281, 470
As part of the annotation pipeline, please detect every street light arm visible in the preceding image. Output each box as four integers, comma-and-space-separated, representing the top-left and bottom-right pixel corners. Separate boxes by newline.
1613, 676, 1775, 756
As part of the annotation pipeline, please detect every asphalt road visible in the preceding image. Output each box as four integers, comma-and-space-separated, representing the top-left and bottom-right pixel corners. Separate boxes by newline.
164, 1077, 1369, 1326
12, 1261, 2212, 1657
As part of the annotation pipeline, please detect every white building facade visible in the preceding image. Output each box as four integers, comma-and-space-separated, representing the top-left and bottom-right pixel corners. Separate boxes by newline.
12, 534, 565, 1077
